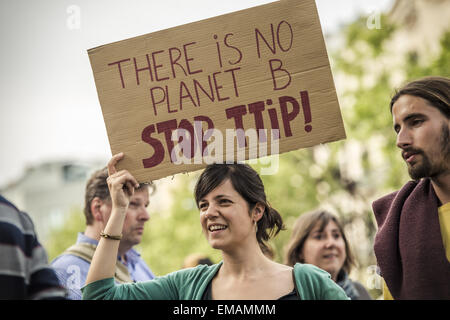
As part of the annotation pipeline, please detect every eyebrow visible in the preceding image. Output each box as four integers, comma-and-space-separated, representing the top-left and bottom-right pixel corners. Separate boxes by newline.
403, 113, 426, 122
199, 194, 232, 203
130, 199, 150, 206
394, 113, 426, 131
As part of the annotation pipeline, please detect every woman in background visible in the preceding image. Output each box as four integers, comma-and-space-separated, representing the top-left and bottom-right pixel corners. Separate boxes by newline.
284, 210, 371, 300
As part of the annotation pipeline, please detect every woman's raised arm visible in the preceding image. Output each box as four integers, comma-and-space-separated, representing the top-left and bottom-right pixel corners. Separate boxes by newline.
85, 153, 140, 286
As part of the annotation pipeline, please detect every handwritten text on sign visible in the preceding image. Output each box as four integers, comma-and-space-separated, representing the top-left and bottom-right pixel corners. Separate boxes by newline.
88, 0, 346, 182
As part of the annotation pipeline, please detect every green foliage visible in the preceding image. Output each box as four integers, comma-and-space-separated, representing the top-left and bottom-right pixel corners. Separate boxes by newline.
45, 207, 85, 262
406, 31, 450, 79
346, 15, 396, 57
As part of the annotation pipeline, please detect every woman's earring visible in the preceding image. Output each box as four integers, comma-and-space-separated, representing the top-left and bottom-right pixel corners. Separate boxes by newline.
254, 220, 258, 233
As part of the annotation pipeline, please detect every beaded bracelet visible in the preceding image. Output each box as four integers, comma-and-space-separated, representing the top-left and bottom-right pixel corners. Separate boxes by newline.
100, 230, 122, 240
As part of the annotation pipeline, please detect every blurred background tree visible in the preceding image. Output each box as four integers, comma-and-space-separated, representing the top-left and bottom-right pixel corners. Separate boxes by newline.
46, 3, 450, 300
46, 207, 85, 262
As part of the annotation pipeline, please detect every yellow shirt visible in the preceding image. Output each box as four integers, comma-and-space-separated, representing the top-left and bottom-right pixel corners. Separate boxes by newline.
383, 202, 450, 300
439, 202, 450, 262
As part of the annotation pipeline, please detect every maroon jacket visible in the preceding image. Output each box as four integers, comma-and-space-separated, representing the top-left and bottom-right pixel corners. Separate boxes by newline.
372, 178, 450, 299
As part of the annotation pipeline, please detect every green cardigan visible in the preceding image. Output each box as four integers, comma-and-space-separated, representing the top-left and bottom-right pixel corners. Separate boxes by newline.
82, 262, 349, 300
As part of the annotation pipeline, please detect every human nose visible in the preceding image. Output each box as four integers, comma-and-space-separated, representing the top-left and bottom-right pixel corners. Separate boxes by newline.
138, 206, 150, 222
323, 235, 336, 248
396, 127, 412, 149
203, 203, 219, 220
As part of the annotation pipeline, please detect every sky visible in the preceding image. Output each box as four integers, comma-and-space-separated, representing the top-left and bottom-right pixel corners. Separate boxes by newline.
0, 0, 393, 187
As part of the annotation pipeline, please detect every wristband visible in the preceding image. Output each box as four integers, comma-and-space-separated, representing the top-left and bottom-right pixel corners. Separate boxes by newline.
100, 230, 122, 240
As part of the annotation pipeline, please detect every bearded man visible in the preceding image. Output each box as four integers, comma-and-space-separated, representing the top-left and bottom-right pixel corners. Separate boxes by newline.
372, 76, 450, 300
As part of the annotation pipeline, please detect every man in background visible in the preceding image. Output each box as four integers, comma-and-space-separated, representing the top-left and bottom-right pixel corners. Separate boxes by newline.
372, 76, 450, 299
0, 194, 67, 299
51, 167, 155, 299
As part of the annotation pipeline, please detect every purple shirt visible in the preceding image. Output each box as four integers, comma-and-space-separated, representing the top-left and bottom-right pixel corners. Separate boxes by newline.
51, 233, 155, 300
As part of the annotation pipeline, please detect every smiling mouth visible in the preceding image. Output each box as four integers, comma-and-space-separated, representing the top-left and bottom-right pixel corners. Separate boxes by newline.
208, 224, 228, 232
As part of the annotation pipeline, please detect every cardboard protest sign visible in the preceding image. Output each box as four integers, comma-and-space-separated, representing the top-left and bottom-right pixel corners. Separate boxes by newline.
88, 0, 346, 182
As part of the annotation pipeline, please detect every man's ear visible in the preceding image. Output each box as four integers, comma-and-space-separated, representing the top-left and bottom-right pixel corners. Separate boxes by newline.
90, 197, 104, 222
253, 203, 265, 222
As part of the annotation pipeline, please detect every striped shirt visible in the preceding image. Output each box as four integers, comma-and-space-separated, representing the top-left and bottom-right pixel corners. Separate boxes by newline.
0, 194, 67, 299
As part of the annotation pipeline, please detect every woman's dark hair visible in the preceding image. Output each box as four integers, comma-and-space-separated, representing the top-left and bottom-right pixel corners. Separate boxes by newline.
194, 163, 284, 255
390, 76, 450, 118
284, 210, 356, 274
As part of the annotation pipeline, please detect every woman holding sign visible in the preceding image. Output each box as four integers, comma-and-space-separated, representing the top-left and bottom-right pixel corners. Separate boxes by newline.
82, 153, 348, 300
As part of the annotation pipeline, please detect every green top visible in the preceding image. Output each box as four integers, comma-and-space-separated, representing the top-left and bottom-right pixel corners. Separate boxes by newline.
82, 262, 349, 300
